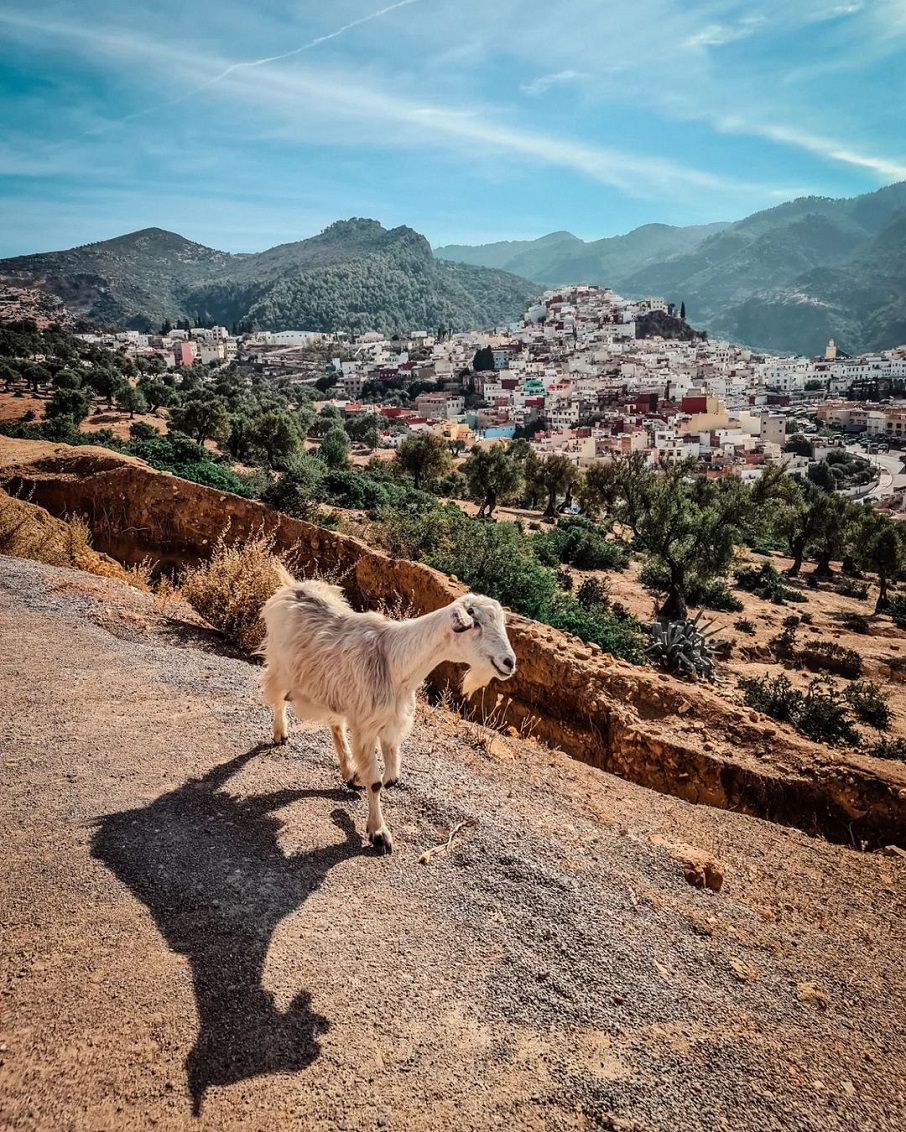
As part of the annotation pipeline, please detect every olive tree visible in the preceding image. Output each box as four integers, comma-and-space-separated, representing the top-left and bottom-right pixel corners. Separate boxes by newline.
462, 443, 523, 518
394, 432, 452, 490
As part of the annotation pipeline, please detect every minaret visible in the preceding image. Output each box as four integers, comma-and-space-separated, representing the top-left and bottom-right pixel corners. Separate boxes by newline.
825, 338, 837, 360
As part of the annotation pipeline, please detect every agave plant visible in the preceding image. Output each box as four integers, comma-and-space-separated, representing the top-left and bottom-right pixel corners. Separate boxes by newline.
645, 611, 724, 681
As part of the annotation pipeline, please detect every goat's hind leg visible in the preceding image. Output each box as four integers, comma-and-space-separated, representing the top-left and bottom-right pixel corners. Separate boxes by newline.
262, 668, 290, 746
330, 724, 361, 789
381, 739, 401, 788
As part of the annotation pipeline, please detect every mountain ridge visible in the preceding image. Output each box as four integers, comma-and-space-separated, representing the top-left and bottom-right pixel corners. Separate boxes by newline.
436, 184, 906, 354
0, 220, 537, 335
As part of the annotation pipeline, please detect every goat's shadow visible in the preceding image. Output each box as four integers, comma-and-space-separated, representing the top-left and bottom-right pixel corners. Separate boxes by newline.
90, 744, 361, 1115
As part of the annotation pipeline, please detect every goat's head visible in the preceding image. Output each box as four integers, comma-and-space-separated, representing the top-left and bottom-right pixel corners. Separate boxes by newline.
449, 594, 517, 695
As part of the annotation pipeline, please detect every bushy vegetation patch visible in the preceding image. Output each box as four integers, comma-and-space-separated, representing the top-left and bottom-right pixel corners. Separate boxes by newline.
798, 640, 863, 679
374, 504, 646, 662
641, 561, 743, 612
532, 517, 629, 571
125, 433, 261, 497
740, 674, 860, 746
867, 737, 906, 763
734, 562, 806, 604
882, 594, 906, 628
835, 576, 869, 600
843, 681, 892, 730
734, 618, 756, 634
181, 531, 285, 652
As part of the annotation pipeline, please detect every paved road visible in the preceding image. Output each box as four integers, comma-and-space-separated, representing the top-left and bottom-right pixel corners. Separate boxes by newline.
846, 445, 906, 500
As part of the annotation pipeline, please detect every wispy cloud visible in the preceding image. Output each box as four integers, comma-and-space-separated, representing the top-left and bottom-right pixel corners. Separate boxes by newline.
717, 115, 906, 181
520, 70, 590, 97
226, 62, 761, 199
683, 16, 765, 50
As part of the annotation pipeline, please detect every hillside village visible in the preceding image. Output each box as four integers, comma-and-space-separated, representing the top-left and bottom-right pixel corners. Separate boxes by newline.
61, 283, 906, 493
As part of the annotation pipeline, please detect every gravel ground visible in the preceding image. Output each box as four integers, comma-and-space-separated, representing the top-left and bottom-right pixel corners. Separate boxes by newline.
1, 553, 905, 1132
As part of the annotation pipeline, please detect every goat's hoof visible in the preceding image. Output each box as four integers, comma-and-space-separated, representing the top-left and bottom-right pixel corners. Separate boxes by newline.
273, 735, 288, 747
383, 778, 398, 789
369, 831, 393, 855
344, 777, 364, 791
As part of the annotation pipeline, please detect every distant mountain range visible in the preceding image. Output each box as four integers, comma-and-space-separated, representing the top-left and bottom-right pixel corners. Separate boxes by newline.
436, 183, 906, 356
0, 219, 537, 336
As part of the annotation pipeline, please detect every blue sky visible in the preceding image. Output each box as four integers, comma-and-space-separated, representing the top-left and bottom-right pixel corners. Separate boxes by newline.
1, 0, 904, 256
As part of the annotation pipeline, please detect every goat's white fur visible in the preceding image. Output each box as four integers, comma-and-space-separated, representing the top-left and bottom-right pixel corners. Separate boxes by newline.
260, 572, 516, 854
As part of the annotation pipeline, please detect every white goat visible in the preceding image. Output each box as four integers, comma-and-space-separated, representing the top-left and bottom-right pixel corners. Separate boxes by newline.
260, 574, 517, 854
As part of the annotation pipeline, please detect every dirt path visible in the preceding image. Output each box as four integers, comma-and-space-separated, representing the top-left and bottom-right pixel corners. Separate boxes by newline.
2, 555, 906, 1131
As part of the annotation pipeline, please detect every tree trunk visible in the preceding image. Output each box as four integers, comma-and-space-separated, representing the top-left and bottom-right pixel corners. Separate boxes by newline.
658, 588, 688, 621
813, 552, 833, 579
787, 540, 805, 577
543, 489, 557, 520
478, 488, 496, 518
875, 574, 889, 614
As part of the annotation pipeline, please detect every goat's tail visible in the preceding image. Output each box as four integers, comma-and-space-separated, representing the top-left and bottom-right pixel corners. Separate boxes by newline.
274, 562, 296, 589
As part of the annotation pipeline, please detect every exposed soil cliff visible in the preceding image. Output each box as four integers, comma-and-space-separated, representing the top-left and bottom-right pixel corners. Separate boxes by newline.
1, 437, 905, 847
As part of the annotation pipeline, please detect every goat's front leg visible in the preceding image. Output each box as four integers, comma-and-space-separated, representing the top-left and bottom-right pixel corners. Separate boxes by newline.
262, 669, 289, 745
381, 739, 401, 788
353, 733, 392, 855
272, 701, 289, 746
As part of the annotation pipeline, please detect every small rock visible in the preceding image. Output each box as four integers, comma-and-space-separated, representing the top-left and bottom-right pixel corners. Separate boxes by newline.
797, 981, 830, 1009
681, 849, 725, 892
730, 958, 759, 983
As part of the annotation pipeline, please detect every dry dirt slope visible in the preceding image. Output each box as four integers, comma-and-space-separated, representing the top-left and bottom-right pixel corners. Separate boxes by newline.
1, 555, 905, 1132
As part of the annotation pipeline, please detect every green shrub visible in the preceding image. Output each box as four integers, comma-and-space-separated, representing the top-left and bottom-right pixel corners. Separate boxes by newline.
544, 594, 647, 665
771, 624, 799, 652
533, 517, 628, 571
555, 566, 573, 591
835, 577, 869, 600
841, 611, 871, 634
797, 678, 861, 745
374, 504, 646, 662
740, 673, 860, 745
639, 562, 742, 611
844, 681, 892, 730
867, 737, 906, 762
734, 618, 756, 634
576, 577, 610, 611
882, 595, 906, 627
798, 640, 863, 679
734, 562, 806, 604
740, 673, 802, 724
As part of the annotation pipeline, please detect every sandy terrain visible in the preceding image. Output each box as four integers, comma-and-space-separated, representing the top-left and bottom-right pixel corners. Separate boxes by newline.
567, 551, 906, 746
1, 555, 905, 1131
0, 391, 170, 442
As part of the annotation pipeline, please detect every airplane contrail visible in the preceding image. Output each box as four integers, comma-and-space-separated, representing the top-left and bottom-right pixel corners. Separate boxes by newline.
181, 0, 422, 101
77, 0, 423, 135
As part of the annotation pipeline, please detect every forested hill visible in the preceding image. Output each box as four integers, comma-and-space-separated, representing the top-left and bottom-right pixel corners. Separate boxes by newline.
0, 219, 538, 334
436, 182, 906, 355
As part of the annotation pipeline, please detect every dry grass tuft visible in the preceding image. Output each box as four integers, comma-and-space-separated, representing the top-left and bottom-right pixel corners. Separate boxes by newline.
181, 530, 287, 653
0, 491, 138, 586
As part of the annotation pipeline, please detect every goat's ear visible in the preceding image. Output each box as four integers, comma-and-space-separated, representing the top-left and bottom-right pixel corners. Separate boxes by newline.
450, 602, 475, 633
